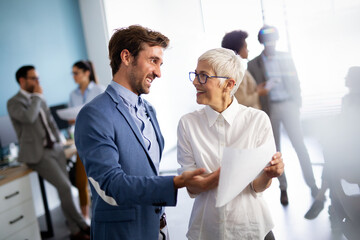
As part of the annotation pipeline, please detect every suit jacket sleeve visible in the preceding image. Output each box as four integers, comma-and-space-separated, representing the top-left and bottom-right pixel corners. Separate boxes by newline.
75, 102, 177, 207
7, 94, 42, 124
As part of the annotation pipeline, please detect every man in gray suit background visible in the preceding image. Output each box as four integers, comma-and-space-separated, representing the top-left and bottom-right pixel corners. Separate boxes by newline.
7, 65, 90, 240
247, 26, 318, 206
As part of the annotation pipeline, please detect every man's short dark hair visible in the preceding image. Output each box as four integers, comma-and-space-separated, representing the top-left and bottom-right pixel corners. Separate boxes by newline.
258, 25, 279, 44
221, 30, 248, 54
16, 65, 35, 83
108, 25, 170, 76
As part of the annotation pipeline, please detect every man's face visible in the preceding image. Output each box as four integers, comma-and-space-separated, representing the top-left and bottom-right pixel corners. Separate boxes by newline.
127, 44, 164, 95
263, 41, 276, 56
22, 69, 39, 93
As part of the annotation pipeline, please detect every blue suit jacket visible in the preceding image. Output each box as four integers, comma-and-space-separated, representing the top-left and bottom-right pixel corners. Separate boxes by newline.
75, 84, 177, 240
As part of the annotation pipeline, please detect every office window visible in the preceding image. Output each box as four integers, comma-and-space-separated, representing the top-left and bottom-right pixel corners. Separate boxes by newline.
262, 0, 360, 118
103, 0, 360, 150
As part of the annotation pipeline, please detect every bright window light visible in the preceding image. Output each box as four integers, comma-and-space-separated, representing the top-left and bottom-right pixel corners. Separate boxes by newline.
103, 0, 360, 151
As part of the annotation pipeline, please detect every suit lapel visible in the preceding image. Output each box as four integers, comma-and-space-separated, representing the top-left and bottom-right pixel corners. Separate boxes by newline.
257, 56, 267, 83
106, 86, 158, 174
16, 91, 30, 106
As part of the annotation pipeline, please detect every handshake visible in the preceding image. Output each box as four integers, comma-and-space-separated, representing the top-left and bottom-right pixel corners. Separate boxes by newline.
173, 168, 221, 195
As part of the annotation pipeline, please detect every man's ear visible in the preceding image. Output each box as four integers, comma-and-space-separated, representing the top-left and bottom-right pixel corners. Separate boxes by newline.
224, 78, 236, 93
120, 49, 132, 66
19, 77, 26, 88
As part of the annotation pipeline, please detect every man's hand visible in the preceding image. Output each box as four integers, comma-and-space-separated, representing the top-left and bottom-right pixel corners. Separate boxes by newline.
174, 168, 220, 194
33, 82, 43, 94
257, 82, 269, 96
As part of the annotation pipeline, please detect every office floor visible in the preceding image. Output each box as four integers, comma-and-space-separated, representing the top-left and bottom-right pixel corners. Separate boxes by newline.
39, 131, 348, 240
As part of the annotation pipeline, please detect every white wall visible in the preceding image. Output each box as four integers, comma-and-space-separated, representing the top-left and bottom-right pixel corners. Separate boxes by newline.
102, 0, 265, 154
78, 0, 112, 86
78, 0, 360, 163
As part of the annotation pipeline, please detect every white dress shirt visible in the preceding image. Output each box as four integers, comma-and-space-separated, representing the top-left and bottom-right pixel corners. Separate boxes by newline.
177, 98, 274, 240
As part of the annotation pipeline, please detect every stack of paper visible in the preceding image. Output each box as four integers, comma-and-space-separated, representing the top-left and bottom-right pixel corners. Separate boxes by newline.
216, 141, 275, 207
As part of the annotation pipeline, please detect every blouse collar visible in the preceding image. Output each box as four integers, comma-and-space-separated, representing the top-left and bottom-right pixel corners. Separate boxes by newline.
204, 97, 239, 127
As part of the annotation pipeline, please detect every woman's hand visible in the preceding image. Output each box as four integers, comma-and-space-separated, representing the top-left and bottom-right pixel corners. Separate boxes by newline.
264, 152, 284, 178
253, 152, 284, 192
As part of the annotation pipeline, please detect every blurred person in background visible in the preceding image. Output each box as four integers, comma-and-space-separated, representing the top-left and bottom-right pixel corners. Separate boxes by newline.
69, 60, 105, 221
221, 29, 267, 109
69, 60, 105, 110
8, 65, 90, 240
305, 67, 360, 240
248, 25, 318, 205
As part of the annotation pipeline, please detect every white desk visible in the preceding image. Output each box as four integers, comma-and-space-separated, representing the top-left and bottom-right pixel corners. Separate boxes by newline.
0, 165, 41, 240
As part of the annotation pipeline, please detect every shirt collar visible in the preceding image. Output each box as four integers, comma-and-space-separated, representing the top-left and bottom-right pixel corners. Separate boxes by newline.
261, 51, 276, 61
204, 98, 239, 127
261, 51, 268, 61
88, 81, 95, 89
75, 81, 96, 94
110, 80, 139, 108
20, 89, 32, 100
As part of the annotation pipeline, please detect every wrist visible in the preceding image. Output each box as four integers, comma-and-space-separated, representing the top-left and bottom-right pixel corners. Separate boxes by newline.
31, 93, 43, 99
173, 175, 185, 189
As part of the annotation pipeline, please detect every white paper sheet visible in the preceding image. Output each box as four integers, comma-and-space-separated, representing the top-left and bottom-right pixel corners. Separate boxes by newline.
216, 140, 276, 207
56, 105, 83, 121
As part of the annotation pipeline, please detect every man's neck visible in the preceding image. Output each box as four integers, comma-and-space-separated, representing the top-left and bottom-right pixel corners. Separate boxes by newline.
112, 69, 138, 96
264, 49, 276, 57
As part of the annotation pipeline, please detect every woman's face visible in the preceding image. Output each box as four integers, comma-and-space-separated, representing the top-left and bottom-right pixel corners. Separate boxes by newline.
193, 60, 226, 109
238, 40, 249, 59
72, 66, 89, 85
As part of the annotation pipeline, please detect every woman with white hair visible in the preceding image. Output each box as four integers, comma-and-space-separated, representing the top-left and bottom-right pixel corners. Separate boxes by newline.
177, 48, 284, 240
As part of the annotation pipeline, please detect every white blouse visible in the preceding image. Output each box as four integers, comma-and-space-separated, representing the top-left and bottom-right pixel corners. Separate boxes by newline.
69, 81, 105, 107
177, 98, 275, 240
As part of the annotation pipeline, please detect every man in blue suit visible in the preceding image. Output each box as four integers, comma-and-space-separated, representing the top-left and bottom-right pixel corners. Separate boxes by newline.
75, 25, 220, 240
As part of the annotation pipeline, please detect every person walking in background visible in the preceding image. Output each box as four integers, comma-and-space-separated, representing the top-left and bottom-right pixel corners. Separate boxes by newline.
221, 30, 267, 109
305, 66, 360, 222
7, 65, 90, 240
247, 25, 318, 205
69, 60, 105, 221
74, 25, 220, 240
177, 48, 284, 240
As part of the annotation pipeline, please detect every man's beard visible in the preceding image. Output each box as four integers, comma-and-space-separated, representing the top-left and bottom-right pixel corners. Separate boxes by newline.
25, 83, 35, 93
129, 69, 144, 95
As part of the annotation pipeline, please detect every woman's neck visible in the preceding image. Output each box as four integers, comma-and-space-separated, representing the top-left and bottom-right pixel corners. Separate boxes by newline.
79, 81, 90, 94
211, 95, 233, 113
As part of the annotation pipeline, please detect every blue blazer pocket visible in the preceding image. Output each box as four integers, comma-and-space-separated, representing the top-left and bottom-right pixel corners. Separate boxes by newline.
95, 208, 136, 222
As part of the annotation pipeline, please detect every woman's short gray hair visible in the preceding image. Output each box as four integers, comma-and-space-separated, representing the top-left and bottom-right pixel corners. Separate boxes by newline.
198, 48, 245, 97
